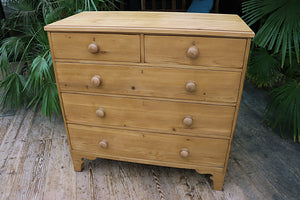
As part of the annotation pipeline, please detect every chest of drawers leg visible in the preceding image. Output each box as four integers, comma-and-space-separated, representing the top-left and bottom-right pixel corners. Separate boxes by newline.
45, 11, 254, 191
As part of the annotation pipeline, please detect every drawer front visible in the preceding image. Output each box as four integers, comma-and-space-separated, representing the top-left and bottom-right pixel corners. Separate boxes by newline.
56, 62, 241, 103
145, 35, 246, 68
50, 33, 140, 62
68, 124, 229, 168
62, 93, 235, 137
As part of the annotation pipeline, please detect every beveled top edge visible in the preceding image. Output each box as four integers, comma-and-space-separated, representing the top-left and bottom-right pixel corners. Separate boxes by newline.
44, 11, 254, 38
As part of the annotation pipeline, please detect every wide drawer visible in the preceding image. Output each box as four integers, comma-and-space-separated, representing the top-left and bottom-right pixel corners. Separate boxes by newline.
62, 93, 235, 137
56, 62, 241, 103
68, 124, 229, 168
145, 35, 246, 68
50, 33, 140, 62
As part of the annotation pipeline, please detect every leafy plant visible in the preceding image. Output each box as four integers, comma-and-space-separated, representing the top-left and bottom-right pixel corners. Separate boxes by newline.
264, 80, 300, 141
242, 0, 300, 142
243, 0, 300, 66
0, 0, 121, 119
246, 47, 281, 87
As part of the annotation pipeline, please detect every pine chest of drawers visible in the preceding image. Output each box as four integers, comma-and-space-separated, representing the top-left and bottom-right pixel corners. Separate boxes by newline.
45, 11, 254, 190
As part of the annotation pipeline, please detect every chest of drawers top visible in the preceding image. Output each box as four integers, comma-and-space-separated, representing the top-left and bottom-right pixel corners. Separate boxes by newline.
44, 11, 254, 38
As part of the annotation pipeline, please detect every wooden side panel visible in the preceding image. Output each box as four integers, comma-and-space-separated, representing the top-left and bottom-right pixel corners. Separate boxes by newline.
62, 93, 235, 137
47, 32, 74, 151
55, 62, 241, 103
51, 33, 140, 62
68, 124, 229, 168
145, 35, 246, 68
223, 38, 252, 174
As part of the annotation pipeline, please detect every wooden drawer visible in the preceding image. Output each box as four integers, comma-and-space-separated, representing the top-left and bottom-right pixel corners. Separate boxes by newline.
62, 93, 235, 137
68, 124, 229, 168
50, 33, 140, 62
56, 62, 241, 103
145, 35, 246, 68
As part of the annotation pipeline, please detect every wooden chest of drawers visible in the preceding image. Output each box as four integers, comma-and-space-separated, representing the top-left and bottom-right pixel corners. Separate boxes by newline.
45, 11, 254, 190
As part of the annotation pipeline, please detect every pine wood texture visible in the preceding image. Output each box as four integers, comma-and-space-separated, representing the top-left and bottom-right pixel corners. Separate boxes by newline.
68, 124, 229, 168
44, 11, 254, 38
145, 35, 246, 68
45, 11, 254, 191
51, 33, 140, 62
55, 62, 242, 103
62, 93, 235, 138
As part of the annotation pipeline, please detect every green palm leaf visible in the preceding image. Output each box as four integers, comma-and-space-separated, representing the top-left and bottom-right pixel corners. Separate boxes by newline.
242, 0, 300, 66
0, 49, 10, 76
25, 55, 54, 94
0, 36, 25, 61
247, 47, 281, 87
28, 82, 60, 120
6, 0, 39, 26
0, 73, 27, 109
264, 80, 300, 142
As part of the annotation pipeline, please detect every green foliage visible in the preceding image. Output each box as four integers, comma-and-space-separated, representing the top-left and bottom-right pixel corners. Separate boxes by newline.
0, 37, 25, 61
243, 0, 300, 142
28, 82, 60, 120
247, 47, 281, 87
0, 73, 27, 109
264, 81, 300, 142
25, 54, 54, 93
0, 49, 10, 75
243, 0, 300, 66
0, 0, 121, 119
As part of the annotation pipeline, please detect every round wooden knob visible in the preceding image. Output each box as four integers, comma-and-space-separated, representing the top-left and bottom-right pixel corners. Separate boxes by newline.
180, 148, 189, 158
96, 108, 105, 118
88, 43, 99, 54
186, 46, 199, 59
183, 116, 193, 127
99, 139, 108, 149
91, 75, 102, 87
186, 81, 196, 92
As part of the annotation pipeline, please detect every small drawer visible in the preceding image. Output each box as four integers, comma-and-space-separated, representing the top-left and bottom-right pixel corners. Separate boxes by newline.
145, 35, 246, 68
62, 93, 235, 137
56, 62, 241, 103
50, 33, 140, 62
68, 124, 229, 168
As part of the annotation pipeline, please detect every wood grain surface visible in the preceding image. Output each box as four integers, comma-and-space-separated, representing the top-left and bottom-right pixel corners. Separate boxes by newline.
55, 62, 241, 103
44, 11, 255, 38
68, 124, 229, 168
61, 93, 235, 137
145, 35, 246, 68
51, 32, 140, 62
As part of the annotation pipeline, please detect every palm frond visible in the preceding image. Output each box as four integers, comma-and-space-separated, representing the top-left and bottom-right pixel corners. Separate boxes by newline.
44, 6, 64, 25
6, 0, 39, 26
25, 55, 54, 93
284, 60, 300, 81
0, 73, 27, 109
0, 50, 10, 77
0, 36, 25, 61
263, 80, 300, 142
98, 0, 121, 10
28, 82, 60, 120
84, 0, 98, 11
242, 0, 300, 66
246, 46, 281, 87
